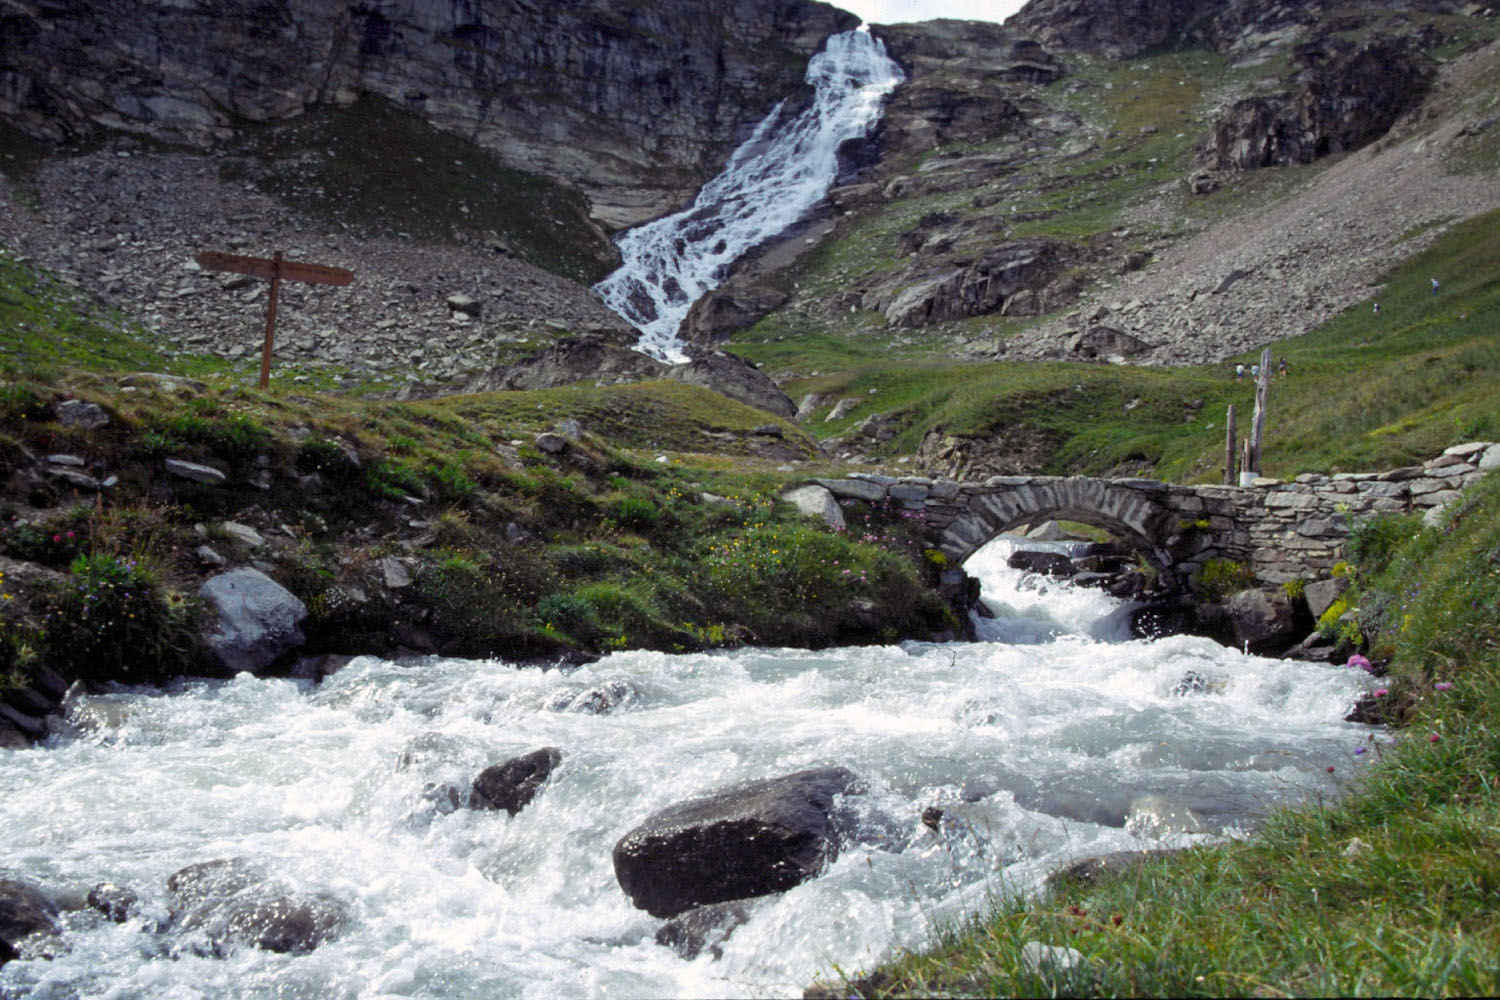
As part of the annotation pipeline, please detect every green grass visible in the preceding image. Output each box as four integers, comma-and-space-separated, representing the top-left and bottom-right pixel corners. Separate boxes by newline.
832, 470, 1500, 999
737, 204, 1500, 483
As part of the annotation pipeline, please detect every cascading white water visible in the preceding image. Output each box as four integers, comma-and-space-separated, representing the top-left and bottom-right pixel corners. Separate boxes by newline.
0, 541, 1381, 999
592, 29, 904, 362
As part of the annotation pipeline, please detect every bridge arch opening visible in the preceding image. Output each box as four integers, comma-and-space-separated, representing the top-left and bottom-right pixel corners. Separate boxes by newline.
935, 478, 1182, 591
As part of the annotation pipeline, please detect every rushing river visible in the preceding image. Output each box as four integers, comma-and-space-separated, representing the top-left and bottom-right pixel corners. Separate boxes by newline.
1, 538, 1375, 999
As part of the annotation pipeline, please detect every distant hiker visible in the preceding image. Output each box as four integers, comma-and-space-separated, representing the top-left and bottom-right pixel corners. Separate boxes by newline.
1235, 363, 1245, 379
1373, 302, 1380, 315
1277, 357, 1288, 377
1251, 364, 1260, 379
1431, 277, 1440, 296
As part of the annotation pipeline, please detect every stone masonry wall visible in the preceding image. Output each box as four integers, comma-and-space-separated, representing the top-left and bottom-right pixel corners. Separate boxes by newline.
806, 441, 1499, 591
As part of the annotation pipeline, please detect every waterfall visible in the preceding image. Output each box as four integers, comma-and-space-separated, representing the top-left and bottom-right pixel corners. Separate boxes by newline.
592, 29, 904, 362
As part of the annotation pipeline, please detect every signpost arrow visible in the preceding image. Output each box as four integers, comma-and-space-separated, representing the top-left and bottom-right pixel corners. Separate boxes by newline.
196, 250, 355, 388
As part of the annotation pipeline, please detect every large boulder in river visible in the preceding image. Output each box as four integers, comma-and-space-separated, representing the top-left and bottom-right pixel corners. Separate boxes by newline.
1007, 550, 1075, 579
166, 858, 347, 956
1225, 587, 1298, 654
470, 747, 563, 815
612, 767, 862, 918
198, 568, 308, 675
1, 877, 60, 966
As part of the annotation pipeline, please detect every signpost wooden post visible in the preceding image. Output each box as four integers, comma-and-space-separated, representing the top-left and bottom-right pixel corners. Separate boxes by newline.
195, 250, 355, 389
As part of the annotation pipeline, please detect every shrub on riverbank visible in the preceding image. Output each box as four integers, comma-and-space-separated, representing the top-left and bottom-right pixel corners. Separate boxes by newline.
831, 470, 1500, 998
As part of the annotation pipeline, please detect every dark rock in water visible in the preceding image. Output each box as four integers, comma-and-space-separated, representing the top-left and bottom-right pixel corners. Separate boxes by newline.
88, 882, 142, 923
470, 747, 564, 816
613, 766, 863, 918
1283, 630, 1340, 663
1131, 603, 1192, 640
1, 877, 60, 965
655, 900, 753, 960
167, 858, 266, 907
177, 893, 348, 955
549, 680, 636, 714
1007, 550, 1075, 578
1171, 670, 1208, 696
165, 858, 347, 955
1226, 588, 1297, 654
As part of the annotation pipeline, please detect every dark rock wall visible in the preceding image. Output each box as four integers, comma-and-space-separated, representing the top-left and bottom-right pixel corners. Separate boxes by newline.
0, 0, 858, 227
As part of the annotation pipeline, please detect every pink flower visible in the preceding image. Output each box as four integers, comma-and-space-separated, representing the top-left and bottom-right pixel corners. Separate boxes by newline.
1429, 733, 1441, 743
1346, 654, 1373, 672
1374, 688, 1389, 697
52, 534, 61, 543
1434, 682, 1453, 692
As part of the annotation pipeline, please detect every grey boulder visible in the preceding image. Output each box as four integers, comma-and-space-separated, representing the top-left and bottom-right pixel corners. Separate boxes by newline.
198, 568, 308, 675
612, 766, 862, 918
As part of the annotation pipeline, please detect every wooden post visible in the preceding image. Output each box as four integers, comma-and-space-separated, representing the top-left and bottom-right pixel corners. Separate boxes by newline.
260, 251, 282, 390
1224, 404, 1237, 485
1248, 346, 1272, 474
195, 250, 354, 389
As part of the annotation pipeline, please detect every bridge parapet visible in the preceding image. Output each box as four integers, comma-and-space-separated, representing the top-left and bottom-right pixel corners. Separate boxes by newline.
809, 440, 1497, 591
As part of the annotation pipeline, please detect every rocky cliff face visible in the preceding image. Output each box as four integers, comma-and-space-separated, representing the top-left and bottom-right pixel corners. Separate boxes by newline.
1008, 0, 1469, 59
0, 0, 857, 228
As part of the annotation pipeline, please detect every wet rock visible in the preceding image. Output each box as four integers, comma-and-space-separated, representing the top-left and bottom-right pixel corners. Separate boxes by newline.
198, 567, 309, 675
1, 877, 60, 965
1225, 587, 1297, 654
654, 900, 753, 960
470, 746, 564, 816
1006, 550, 1075, 578
166, 858, 347, 955
613, 766, 862, 918
87, 882, 142, 923
549, 680, 635, 714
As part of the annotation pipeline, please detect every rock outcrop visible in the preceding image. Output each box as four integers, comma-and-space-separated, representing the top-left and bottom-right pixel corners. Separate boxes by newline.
1197, 35, 1436, 171
0, 0, 857, 229
612, 766, 862, 918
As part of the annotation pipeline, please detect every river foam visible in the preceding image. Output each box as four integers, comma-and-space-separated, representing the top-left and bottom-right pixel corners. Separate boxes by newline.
1, 540, 1377, 998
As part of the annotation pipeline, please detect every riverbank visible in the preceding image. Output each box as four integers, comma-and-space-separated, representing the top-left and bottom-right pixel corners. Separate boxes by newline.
820, 469, 1500, 997
0, 250, 974, 746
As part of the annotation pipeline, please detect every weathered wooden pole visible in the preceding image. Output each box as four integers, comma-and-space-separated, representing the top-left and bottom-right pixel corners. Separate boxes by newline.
1248, 346, 1272, 474
260, 251, 283, 390
1224, 403, 1237, 485
195, 250, 355, 390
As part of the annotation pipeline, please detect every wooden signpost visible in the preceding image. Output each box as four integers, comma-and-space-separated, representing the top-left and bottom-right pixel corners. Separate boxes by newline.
196, 250, 355, 389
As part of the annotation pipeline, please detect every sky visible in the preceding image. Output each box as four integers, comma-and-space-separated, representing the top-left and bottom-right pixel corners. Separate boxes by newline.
835, 0, 1029, 25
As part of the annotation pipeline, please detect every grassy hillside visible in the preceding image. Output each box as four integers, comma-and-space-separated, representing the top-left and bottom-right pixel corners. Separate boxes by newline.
0, 248, 957, 694
745, 204, 1500, 481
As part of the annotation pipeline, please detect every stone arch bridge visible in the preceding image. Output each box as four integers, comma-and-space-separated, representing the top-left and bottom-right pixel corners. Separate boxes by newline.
800, 441, 1497, 591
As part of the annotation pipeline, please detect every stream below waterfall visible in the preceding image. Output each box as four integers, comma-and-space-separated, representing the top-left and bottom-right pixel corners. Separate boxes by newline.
1, 538, 1379, 999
